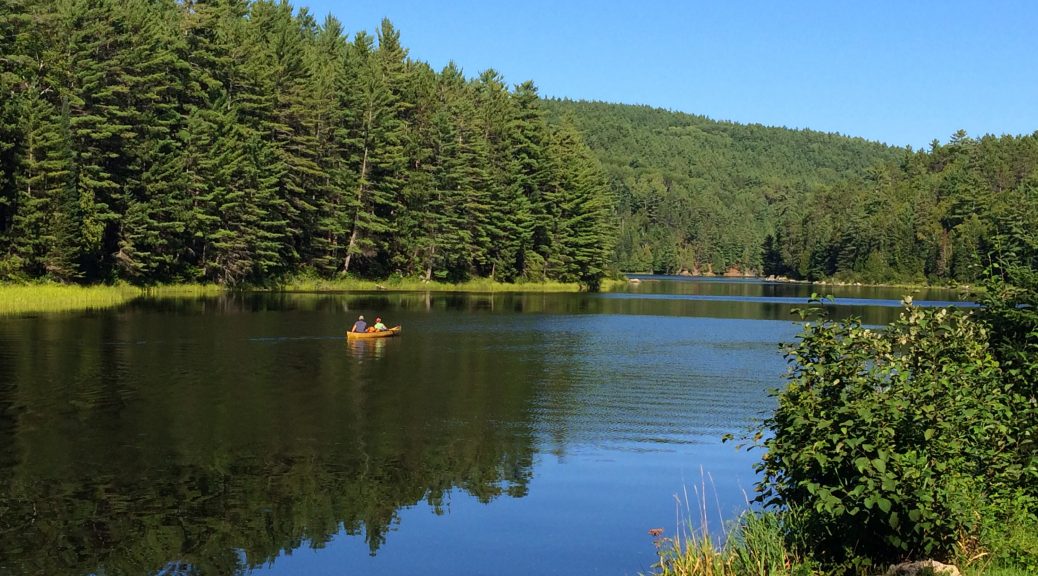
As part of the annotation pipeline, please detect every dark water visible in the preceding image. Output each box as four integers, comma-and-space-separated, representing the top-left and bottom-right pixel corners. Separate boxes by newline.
0, 278, 968, 575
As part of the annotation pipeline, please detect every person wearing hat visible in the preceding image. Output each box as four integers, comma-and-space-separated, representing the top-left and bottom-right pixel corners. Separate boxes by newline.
372, 316, 388, 332
351, 315, 367, 333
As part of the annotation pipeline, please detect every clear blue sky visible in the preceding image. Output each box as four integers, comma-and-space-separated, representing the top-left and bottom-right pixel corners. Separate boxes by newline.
299, 0, 1037, 149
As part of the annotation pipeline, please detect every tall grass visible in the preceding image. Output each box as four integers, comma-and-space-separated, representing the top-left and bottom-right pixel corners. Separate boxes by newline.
644, 480, 1036, 576
277, 275, 588, 293
650, 510, 813, 576
1, 276, 626, 315
0, 283, 229, 315
0, 284, 142, 315
140, 283, 225, 296
645, 475, 815, 576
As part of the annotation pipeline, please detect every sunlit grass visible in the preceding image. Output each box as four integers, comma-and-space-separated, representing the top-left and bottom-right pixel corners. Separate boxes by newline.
140, 283, 225, 296
0, 276, 626, 315
0, 283, 142, 315
278, 275, 589, 293
0, 283, 231, 315
647, 509, 816, 576
644, 475, 817, 576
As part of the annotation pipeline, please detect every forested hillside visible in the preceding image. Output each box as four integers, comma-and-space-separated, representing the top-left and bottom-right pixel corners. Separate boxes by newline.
543, 99, 903, 275
0, 0, 613, 288
2, 2, 1034, 289
765, 130, 1038, 283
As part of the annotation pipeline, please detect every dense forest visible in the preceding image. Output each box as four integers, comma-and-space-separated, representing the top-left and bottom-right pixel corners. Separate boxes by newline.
549, 100, 1038, 284
542, 100, 904, 276
0, 0, 614, 288
2, 2, 1036, 289
767, 130, 1038, 283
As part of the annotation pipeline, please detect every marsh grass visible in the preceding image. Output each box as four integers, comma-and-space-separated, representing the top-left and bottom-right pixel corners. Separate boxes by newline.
646, 474, 816, 576
1, 277, 625, 315
0, 284, 142, 315
278, 275, 591, 293
0, 283, 229, 315
141, 283, 225, 296
645, 479, 1037, 576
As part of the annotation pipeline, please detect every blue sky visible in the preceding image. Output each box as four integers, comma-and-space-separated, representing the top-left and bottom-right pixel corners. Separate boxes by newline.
299, 1, 1037, 149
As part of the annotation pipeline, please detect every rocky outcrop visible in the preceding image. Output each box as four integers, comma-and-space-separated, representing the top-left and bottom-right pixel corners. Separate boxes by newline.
885, 560, 961, 576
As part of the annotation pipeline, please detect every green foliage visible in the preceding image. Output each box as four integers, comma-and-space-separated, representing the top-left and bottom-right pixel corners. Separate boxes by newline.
647, 510, 817, 576
543, 99, 902, 276
0, 1, 614, 289
976, 503, 1038, 574
752, 297, 1036, 571
772, 132, 1038, 284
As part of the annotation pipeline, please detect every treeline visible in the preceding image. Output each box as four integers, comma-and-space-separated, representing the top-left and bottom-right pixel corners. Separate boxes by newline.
766, 130, 1038, 283
0, 0, 614, 288
550, 99, 1038, 285
542, 99, 902, 275
748, 171, 1038, 573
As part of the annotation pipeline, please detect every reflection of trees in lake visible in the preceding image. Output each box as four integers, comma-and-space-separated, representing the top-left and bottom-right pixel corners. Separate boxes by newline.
124, 290, 936, 324
0, 311, 539, 574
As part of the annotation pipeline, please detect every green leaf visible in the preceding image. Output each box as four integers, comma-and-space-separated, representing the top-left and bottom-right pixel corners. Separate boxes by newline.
877, 497, 892, 513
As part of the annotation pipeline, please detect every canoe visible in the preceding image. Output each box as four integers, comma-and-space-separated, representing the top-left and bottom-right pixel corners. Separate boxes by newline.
346, 325, 402, 340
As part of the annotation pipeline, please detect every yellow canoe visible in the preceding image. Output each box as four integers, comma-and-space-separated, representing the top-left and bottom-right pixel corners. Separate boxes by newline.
346, 325, 402, 339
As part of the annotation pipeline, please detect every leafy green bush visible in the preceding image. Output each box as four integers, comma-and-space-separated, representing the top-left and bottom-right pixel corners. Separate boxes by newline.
752, 299, 1030, 570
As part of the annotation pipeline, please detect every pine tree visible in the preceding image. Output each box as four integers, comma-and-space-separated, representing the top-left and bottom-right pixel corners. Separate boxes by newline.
507, 80, 550, 280
470, 69, 521, 280
0, 0, 26, 269
242, 0, 324, 270
303, 14, 353, 276
340, 20, 408, 275
111, 0, 190, 282
437, 63, 493, 280
544, 120, 614, 288
0, 0, 34, 275
8, 87, 74, 278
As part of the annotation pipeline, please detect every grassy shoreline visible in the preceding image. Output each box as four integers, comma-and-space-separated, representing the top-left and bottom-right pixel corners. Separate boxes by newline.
648, 508, 1034, 576
277, 276, 598, 293
0, 278, 627, 316
0, 274, 958, 316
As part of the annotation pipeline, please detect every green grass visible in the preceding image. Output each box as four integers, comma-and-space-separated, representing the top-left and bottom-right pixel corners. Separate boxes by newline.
967, 569, 1033, 576
0, 283, 143, 315
277, 275, 594, 293
0, 282, 230, 315
646, 510, 816, 576
643, 477, 817, 576
140, 283, 226, 296
1, 277, 626, 315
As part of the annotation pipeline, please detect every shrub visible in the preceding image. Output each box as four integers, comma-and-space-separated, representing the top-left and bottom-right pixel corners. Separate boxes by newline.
752, 298, 1028, 571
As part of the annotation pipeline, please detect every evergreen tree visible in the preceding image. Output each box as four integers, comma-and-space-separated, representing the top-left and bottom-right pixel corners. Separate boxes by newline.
544, 120, 614, 289
470, 69, 523, 280
340, 21, 407, 275
507, 80, 550, 280
303, 14, 353, 276
112, 0, 190, 282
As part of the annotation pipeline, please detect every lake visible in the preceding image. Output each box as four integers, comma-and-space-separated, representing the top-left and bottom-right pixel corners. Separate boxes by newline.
0, 277, 970, 575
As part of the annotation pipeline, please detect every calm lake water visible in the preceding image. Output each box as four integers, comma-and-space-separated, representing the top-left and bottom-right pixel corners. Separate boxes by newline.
0, 277, 969, 575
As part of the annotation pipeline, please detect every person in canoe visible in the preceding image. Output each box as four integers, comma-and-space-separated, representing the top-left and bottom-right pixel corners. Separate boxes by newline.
351, 315, 367, 333
365, 317, 388, 333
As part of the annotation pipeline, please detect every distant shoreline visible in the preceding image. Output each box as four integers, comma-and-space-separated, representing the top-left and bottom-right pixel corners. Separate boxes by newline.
621, 272, 966, 293
0, 275, 967, 316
